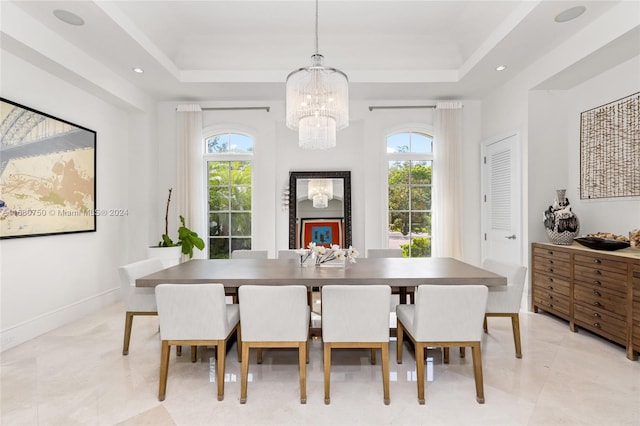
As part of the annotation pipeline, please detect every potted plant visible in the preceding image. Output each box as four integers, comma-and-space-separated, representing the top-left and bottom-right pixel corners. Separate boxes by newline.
149, 188, 205, 262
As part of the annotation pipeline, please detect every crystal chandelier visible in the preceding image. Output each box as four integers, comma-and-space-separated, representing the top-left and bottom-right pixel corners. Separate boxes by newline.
286, 0, 349, 150
308, 179, 334, 208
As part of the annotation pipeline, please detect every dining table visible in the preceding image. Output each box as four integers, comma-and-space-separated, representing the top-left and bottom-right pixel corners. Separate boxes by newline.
137, 257, 506, 336
136, 256, 506, 291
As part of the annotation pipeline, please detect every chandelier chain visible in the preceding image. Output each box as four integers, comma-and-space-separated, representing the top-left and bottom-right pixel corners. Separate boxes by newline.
315, 0, 319, 55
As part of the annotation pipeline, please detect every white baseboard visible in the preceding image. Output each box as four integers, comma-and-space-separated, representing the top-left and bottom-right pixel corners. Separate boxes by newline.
0, 288, 121, 352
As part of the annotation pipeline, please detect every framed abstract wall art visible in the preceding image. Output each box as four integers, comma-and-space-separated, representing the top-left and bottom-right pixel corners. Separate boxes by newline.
300, 218, 343, 248
0, 98, 96, 239
580, 92, 640, 199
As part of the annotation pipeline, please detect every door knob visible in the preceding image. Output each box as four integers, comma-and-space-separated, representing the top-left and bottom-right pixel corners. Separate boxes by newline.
505, 234, 516, 240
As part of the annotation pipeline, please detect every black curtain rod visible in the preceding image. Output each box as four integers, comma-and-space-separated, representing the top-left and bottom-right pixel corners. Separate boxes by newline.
202, 106, 270, 112
368, 105, 436, 111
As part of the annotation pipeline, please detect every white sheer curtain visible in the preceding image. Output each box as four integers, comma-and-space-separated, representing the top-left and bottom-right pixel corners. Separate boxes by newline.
176, 105, 206, 259
432, 101, 463, 259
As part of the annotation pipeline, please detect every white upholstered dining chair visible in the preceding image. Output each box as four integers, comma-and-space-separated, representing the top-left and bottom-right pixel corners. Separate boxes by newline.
322, 285, 392, 405
367, 248, 414, 326
231, 249, 268, 259
481, 258, 527, 358
278, 249, 302, 260
118, 258, 165, 355
238, 285, 309, 404
155, 283, 240, 401
396, 285, 488, 404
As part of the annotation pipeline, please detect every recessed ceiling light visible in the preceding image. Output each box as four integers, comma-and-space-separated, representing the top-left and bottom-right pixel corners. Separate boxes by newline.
495, 65, 507, 71
554, 6, 586, 23
132, 67, 144, 74
53, 9, 85, 26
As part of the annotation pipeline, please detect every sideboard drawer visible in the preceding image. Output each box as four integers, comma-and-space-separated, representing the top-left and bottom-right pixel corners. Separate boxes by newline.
534, 259, 571, 278
574, 254, 628, 272
533, 289, 570, 317
533, 273, 570, 297
533, 246, 571, 262
573, 265, 627, 293
573, 286, 625, 319
574, 303, 627, 343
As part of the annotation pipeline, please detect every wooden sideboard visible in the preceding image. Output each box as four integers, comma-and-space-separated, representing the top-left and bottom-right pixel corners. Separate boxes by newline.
532, 242, 640, 360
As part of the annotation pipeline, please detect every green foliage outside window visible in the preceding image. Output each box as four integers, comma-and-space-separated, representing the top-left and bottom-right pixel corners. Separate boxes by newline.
387, 132, 433, 258
207, 134, 253, 259
401, 237, 431, 258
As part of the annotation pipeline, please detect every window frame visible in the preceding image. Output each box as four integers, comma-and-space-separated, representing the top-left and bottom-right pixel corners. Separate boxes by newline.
203, 130, 255, 259
385, 128, 434, 257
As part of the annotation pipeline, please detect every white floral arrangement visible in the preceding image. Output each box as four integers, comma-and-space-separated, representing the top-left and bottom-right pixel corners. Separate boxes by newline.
296, 242, 359, 265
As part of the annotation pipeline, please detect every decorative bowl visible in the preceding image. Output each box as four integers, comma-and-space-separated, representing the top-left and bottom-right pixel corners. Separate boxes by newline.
574, 236, 630, 251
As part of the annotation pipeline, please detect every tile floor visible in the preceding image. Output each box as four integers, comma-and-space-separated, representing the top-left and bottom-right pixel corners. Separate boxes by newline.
1, 302, 639, 425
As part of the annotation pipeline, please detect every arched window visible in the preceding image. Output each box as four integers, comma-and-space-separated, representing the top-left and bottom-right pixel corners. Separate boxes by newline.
386, 131, 433, 257
205, 132, 253, 259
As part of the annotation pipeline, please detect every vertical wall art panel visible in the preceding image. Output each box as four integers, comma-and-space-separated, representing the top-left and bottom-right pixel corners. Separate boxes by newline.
580, 92, 640, 199
0, 98, 96, 239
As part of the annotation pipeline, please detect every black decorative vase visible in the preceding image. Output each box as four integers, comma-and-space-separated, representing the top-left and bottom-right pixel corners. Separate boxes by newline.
543, 189, 580, 245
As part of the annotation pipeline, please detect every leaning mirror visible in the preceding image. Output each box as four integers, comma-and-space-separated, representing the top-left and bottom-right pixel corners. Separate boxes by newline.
288, 171, 351, 249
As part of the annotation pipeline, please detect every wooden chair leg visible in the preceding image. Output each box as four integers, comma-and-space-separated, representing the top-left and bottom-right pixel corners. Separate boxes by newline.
122, 312, 133, 355
217, 341, 226, 401
415, 342, 426, 404
471, 342, 485, 404
236, 326, 242, 362
240, 344, 250, 404
396, 321, 404, 363
306, 340, 309, 364
191, 346, 197, 362
511, 313, 522, 358
371, 348, 377, 365
381, 343, 390, 405
176, 346, 182, 356
443, 347, 450, 364
299, 342, 307, 404
257, 348, 263, 364
323, 343, 331, 404
460, 347, 466, 358
483, 315, 488, 333
158, 341, 170, 401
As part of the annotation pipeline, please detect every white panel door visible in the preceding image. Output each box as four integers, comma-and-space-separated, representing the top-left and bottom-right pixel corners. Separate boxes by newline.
481, 133, 522, 265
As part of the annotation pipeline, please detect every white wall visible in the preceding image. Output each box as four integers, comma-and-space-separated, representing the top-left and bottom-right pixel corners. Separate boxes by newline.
482, 53, 639, 309
565, 56, 640, 235
0, 52, 153, 351
153, 99, 484, 263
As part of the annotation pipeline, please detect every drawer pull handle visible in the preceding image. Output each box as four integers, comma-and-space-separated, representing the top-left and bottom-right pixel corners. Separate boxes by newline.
548, 250, 554, 255
593, 301, 602, 307
547, 285, 554, 290
594, 270, 602, 275
594, 259, 602, 264
549, 268, 554, 273
548, 277, 554, 282
593, 290, 601, 297
594, 280, 601, 286
593, 312, 601, 318
549, 260, 554, 265
593, 322, 601, 328
549, 295, 554, 300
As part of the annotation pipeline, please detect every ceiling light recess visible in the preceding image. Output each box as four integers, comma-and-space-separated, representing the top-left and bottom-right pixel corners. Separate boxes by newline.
554, 6, 586, 23
53, 9, 85, 26
285, 0, 349, 150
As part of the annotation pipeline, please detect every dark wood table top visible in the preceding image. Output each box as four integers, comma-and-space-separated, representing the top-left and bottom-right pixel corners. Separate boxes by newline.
136, 257, 507, 288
